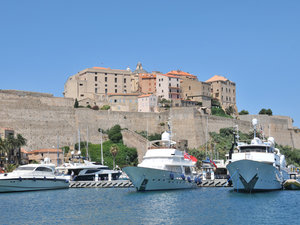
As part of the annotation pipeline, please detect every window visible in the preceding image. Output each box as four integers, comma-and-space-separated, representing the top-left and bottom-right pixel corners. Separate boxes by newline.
177, 78, 179, 81
115, 74, 117, 76
115, 89, 117, 93
105, 84, 107, 87
105, 73, 107, 75
189, 86, 191, 90
115, 85, 117, 87
80, 94, 84, 97
79, 83, 83, 86
169, 78, 171, 81
114, 99, 117, 103
95, 84, 98, 86
169, 83, 171, 87
115, 78, 117, 83
105, 77, 107, 82
95, 72, 97, 75
159, 84, 161, 87
124, 78, 126, 83
177, 84, 179, 87
95, 88, 97, 93
35, 167, 52, 172
95, 76, 97, 81
105, 89, 107, 93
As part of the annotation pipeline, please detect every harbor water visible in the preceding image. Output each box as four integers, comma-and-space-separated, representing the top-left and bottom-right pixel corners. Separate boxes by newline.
1, 187, 299, 225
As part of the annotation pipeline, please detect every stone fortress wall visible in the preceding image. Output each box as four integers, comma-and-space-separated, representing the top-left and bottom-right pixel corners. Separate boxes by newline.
0, 90, 299, 151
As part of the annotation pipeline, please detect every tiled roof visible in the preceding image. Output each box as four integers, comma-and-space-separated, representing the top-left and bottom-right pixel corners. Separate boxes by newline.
158, 74, 181, 79
139, 73, 157, 79
27, 149, 63, 154
167, 70, 197, 78
206, 75, 228, 83
138, 94, 153, 98
107, 93, 139, 96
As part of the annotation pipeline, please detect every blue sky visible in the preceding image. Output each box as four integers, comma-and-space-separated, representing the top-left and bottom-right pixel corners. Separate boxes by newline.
0, 1, 299, 127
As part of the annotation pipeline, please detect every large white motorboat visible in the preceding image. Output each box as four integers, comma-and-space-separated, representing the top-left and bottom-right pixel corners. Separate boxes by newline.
56, 160, 121, 181
0, 163, 69, 193
123, 131, 200, 191
226, 119, 289, 192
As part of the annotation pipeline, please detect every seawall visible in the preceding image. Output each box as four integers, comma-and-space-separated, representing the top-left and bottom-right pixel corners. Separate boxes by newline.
0, 90, 299, 151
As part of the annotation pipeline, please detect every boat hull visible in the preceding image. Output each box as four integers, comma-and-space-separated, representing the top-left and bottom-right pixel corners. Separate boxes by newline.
283, 179, 300, 190
0, 178, 69, 193
226, 160, 288, 192
123, 166, 198, 191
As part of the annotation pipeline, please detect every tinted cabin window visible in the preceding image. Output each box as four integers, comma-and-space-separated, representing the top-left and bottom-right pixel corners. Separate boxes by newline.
239, 146, 268, 153
35, 167, 52, 172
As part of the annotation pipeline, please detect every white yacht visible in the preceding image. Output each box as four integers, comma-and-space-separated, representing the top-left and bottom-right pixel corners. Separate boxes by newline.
226, 119, 289, 192
123, 131, 200, 191
56, 160, 121, 181
0, 163, 69, 193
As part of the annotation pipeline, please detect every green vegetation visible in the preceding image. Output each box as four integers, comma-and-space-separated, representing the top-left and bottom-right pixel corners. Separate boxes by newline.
259, 108, 273, 116
211, 107, 232, 118
108, 125, 122, 143
239, 110, 249, 115
210, 99, 232, 118
70, 124, 138, 169
277, 145, 300, 167
100, 105, 110, 110
0, 134, 27, 168
74, 98, 79, 108
136, 131, 161, 141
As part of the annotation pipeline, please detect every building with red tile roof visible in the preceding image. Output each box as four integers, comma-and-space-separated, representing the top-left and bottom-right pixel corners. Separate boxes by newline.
206, 75, 237, 112
27, 148, 63, 166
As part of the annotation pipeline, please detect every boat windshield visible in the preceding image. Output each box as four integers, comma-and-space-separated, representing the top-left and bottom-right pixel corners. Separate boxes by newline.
239, 146, 273, 153
15, 167, 36, 171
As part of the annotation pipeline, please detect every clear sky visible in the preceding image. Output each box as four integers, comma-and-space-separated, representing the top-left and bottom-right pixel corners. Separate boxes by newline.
1, 1, 299, 127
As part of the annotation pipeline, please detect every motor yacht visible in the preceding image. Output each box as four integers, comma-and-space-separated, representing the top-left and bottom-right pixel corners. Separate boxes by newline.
226, 119, 289, 192
56, 160, 121, 181
123, 131, 200, 191
0, 163, 69, 193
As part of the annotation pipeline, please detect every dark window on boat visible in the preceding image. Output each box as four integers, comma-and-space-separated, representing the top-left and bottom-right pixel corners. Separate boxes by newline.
239, 146, 268, 153
184, 166, 191, 175
35, 167, 52, 172
86, 170, 100, 174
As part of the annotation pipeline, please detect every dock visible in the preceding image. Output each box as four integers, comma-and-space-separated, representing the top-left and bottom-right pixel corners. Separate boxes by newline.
69, 179, 231, 188
199, 179, 232, 187
69, 180, 134, 188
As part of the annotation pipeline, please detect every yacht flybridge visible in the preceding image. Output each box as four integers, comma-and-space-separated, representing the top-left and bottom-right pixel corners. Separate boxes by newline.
123, 131, 200, 191
226, 119, 289, 192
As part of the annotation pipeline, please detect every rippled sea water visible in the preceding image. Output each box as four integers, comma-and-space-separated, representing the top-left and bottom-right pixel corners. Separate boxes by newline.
0, 187, 299, 225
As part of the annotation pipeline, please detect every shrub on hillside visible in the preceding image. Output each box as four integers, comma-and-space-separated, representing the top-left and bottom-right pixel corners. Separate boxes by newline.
239, 110, 249, 115
108, 125, 122, 143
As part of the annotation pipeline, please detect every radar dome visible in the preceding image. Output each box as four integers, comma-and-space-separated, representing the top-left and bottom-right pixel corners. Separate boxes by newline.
161, 131, 170, 141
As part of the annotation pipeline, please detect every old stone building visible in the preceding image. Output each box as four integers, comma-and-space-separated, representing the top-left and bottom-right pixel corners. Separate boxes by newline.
138, 94, 158, 112
156, 74, 181, 100
138, 73, 157, 94
63, 66, 139, 104
166, 70, 211, 108
107, 93, 139, 112
206, 75, 237, 112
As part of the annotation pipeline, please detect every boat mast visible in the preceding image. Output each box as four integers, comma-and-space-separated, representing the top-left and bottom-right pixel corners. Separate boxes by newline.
100, 129, 104, 165
252, 118, 258, 138
86, 126, 89, 160
57, 135, 60, 166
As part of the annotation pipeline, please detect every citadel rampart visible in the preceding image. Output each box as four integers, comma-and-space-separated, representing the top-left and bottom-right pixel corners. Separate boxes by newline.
0, 90, 299, 151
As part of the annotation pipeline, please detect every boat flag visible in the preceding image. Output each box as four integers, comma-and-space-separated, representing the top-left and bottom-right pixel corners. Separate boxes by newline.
209, 159, 218, 168
184, 152, 198, 162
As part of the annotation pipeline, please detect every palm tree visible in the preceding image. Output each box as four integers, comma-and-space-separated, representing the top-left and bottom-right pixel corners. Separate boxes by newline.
110, 144, 119, 170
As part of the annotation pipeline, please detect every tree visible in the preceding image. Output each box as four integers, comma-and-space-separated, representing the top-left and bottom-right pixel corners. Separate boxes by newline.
74, 98, 79, 108
108, 125, 123, 143
259, 108, 272, 116
239, 110, 249, 115
110, 144, 119, 169
225, 106, 234, 116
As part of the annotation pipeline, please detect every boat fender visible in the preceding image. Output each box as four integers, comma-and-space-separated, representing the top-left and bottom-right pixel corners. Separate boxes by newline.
197, 177, 202, 184
181, 174, 185, 180
4, 173, 7, 176
170, 173, 174, 180
19, 177, 22, 181
54, 177, 56, 182
187, 176, 191, 182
